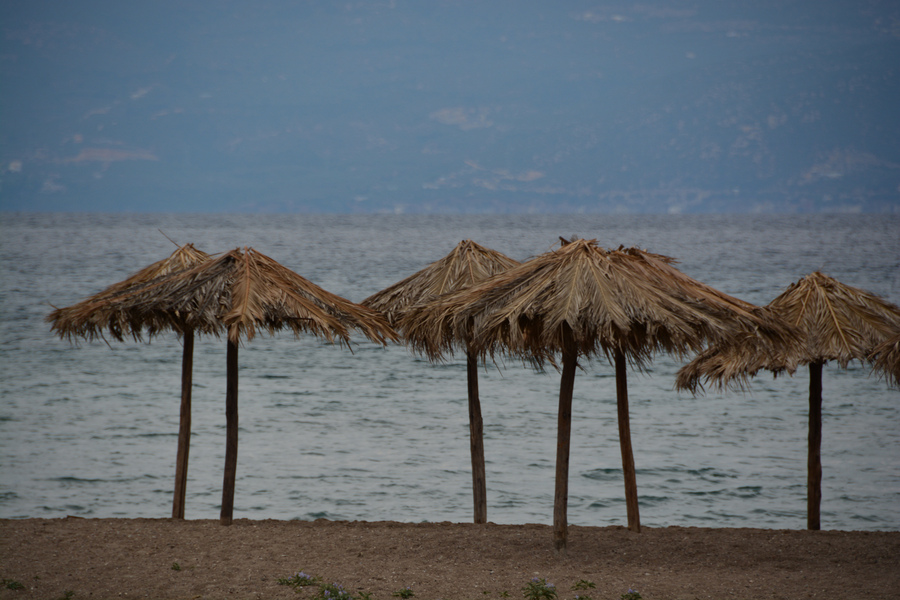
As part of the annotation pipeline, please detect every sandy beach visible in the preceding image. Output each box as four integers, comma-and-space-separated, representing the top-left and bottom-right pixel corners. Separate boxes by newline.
1, 517, 897, 600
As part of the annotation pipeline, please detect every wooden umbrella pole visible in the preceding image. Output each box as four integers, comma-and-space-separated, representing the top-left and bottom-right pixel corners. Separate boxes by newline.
467, 349, 488, 524
554, 326, 577, 554
172, 328, 194, 519
808, 361, 823, 531
615, 348, 641, 533
220, 337, 239, 526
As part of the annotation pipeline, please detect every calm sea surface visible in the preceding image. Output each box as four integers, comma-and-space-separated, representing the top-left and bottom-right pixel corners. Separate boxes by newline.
1, 213, 898, 531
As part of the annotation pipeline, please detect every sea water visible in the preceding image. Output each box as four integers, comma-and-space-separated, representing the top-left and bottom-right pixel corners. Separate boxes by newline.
1, 212, 898, 530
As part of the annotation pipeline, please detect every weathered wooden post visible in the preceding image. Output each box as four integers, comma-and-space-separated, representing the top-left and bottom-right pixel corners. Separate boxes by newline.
467, 349, 488, 524
615, 348, 641, 533
553, 325, 577, 554
808, 361, 823, 531
220, 337, 239, 526
172, 329, 194, 519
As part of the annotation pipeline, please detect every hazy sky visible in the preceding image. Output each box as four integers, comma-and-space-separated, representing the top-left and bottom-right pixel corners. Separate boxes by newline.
2, 1, 898, 213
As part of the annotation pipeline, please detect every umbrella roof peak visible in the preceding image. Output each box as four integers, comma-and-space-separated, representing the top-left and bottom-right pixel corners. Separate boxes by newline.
47, 243, 214, 343
771, 270, 900, 362
555, 238, 681, 266
362, 239, 520, 327
155, 246, 397, 345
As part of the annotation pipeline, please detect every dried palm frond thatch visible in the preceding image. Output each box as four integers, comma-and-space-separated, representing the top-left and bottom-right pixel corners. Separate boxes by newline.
139, 247, 399, 525
47, 242, 212, 520
674, 332, 800, 394
130, 247, 397, 525
870, 332, 900, 388
363, 240, 519, 524
678, 271, 900, 392
400, 238, 797, 552
48, 242, 212, 343
363, 239, 520, 324
675, 270, 900, 530
403, 241, 795, 366
49, 246, 397, 525
126, 247, 397, 346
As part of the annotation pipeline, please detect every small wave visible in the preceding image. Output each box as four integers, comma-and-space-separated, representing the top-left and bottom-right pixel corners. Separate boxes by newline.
849, 513, 881, 523
705, 510, 751, 522
734, 485, 763, 498
749, 507, 803, 519
636, 495, 670, 507
44, 397, 74, 404
687, 468, 739, 480
41, 504, 89, 513
494, 498, 528, 508
686, 489, 725, 496
583, 468, 621, 481
304, 510, 345, 520
50, 476, 106, 484
334, 498, 367, 507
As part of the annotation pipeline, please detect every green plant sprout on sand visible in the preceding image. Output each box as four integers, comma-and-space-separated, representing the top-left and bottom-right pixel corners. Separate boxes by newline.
315, 582, 357, 600
571, 579, 596, 600
620, 589, 642, 600
572, 580, 595, 591
3, 578, 25, 590
278, 571, 323, 589
522, 578, 557, 600
393, 586, 415, 598
277, 571, 375, 600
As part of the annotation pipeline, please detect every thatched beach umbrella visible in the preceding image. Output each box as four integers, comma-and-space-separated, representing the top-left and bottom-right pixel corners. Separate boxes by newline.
128, 247, 397, 524
362, 240, 519, 524
401, 238, 795, 551
47, 243, 212, 519
52, 247, 397, 525
676, 271, 900, 530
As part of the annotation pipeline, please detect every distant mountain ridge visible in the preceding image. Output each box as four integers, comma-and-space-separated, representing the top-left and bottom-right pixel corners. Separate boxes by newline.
1, 1, 898, 213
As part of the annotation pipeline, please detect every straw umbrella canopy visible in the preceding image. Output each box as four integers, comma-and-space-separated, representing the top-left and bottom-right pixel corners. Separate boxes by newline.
870, 332, 900, 388
127, 246, 396, 524
52, 246, 397, 525
676, 271, 900, 530
401, 238, 796, 552
47, 243, 212, 519
48, 242, 211, 341
362, 239, 520, 524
